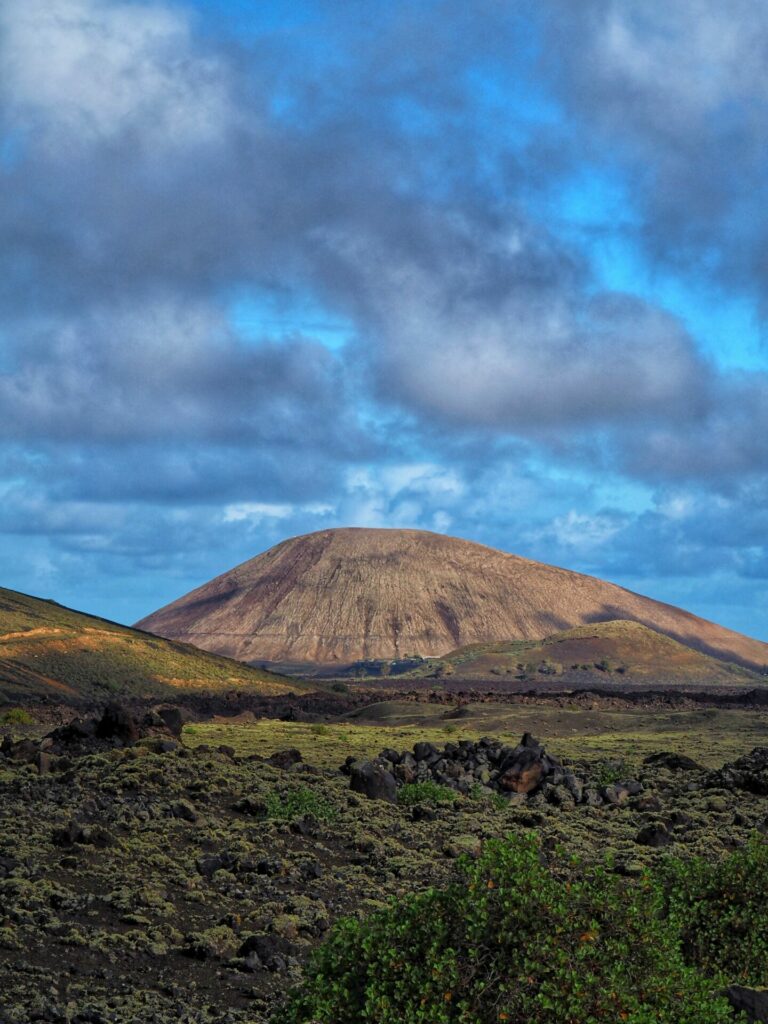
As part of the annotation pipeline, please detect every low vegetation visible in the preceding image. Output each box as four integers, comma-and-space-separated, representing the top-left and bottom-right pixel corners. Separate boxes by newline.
396, 780, 456, 807
665, 836, 768, 985
279, 834, 747, 1024
264, 786, 337, 823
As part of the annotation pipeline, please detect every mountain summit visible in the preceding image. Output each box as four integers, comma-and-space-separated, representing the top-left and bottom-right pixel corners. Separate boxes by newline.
136, 527, 768, 669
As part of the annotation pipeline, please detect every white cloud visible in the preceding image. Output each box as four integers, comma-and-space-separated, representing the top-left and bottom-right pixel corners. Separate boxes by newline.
550, 510, 624, 550
0, 0, 232, 149
222, 502, 333, 525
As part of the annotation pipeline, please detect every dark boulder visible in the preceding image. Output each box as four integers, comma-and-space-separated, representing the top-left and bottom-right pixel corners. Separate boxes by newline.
197, 851, 238, 879
643, 751, 703, 772
708, 748, 768, 795
635, 823, 672, 848
154, 705, 184, 738
239, 932, 292, 972
95, 703, 140, 745
349, 759, 397, 803
498, 744, 555, 795
725, 986, 768, 1022
3, 738, 38, 763
267, 748, 303, 769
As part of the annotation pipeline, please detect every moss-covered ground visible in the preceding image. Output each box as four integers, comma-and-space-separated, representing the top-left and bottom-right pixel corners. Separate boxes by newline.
1, 705, 767, 1021
185, 701, 768, 768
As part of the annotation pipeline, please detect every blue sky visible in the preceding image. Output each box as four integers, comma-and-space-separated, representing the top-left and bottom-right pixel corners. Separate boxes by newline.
0, 0, 767, 640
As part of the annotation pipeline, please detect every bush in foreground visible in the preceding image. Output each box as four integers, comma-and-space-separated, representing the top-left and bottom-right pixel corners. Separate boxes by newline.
276, 834, 735, 1024
665, 835, 768, 986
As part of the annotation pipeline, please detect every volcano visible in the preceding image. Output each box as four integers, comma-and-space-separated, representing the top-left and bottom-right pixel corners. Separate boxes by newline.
136, 527, 768, 670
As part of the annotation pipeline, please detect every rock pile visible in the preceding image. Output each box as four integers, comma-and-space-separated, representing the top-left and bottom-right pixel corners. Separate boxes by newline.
708, 747, 768, 795
0, 701, 184, 772
343, 732, 644, 806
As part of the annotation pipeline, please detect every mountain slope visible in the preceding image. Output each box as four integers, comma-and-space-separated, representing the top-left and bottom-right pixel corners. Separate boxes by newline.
428, 620, 759, 685
0, 586, 313, 702
135, 527, 768, 670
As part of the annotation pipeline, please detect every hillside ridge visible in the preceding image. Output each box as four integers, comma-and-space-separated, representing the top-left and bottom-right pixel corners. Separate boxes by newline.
0, 585, 312, 702
136, 527, 768, 670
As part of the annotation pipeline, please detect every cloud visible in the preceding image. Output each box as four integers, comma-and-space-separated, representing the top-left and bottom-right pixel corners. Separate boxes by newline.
0, 0, 723, 444
0, 0, 232, 150
541, 0, 768, 296
0, 0, 765, 636
0, 298, 363, 448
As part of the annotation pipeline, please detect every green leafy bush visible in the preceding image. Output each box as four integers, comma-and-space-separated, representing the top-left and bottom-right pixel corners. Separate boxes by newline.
264, 787, 336, 823
276, 834, 733, 1024
665, 835, 768, 985
397, 781, 456, 807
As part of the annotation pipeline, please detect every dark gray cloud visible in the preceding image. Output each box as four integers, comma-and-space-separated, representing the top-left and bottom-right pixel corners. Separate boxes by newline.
0, 301, 361, 448
0, 0, 734, 449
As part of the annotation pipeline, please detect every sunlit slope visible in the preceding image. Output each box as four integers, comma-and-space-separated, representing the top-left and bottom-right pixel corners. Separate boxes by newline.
0, 586, 313, 701
137, 527, 768, 670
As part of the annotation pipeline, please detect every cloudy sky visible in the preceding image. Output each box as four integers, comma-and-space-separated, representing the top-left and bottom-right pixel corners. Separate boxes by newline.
1, 0, 766, 637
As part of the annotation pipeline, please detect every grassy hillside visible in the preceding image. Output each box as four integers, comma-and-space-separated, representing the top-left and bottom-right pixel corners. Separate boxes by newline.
0, 587, 316, 702
417, 620, 761, 685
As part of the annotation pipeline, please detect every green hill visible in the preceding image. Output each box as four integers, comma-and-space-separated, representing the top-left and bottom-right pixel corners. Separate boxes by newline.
0, 586, 315, 702
420, 620, 762, 686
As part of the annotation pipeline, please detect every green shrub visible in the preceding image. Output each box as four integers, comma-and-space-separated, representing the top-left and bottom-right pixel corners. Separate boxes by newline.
0, 708, 34, 726
665, 835, 768, 985
397, 781, 456, 807
591, 758, 629, 786
264, 787, 336, 823
276, 834, 733, 1024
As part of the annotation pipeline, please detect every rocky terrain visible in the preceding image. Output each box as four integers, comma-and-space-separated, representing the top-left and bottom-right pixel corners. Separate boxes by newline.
0, 587, 311, 702
2, 702, 768, 1022
136, 528, 768, 669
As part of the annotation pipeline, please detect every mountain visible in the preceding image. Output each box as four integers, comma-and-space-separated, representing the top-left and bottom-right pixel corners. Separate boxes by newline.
135, 527, 768, 671
0, 586, 313, 702
424, 620, 759, 685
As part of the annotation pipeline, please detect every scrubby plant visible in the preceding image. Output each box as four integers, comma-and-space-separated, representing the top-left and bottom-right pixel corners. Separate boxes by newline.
0, 708, 34, 726
264, 787, 336, 822
397, 781, 456, 807
591, 758, 629, 786
664, 835, 768, 985
276, 834, 734, 1024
